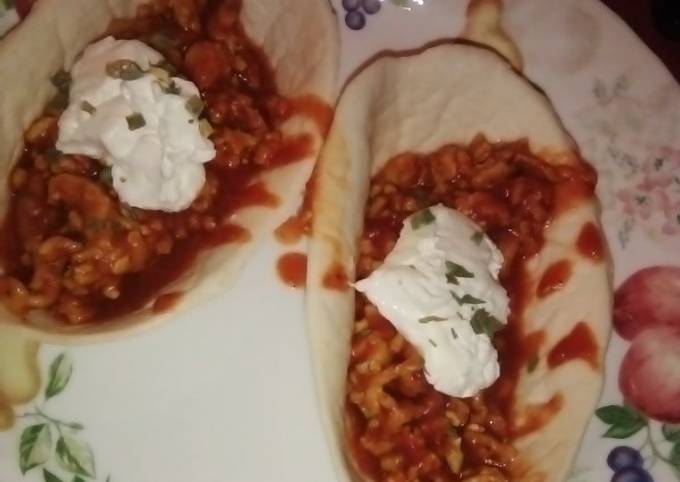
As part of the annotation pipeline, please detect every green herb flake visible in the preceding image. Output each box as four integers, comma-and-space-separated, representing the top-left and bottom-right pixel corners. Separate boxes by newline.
50, 69, 72, 92
185, 95, 205, 117
106, 59, 144, 81
471, 231, 484, 245
450, 327, 458, 340
199, 119, 214, 138
148, 66, 170, 82
148, 32, 175, 53
410, 208, 435, 230
80, 100, 96, 115
161, 79, 181, 95
445, 261, 474, 284
98, 166, 113, 186
470, 309, 504, 338
419, 315, 446, 324
527, 354, 539, 373
152, 58, 178, 76
126, 112, 146, 131
654, 158, 664, 170
451, 292, 485, 305
428, 338, 438, 348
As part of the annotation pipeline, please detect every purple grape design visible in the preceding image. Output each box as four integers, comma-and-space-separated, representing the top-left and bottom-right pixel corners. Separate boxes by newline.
341, 0, 384, 30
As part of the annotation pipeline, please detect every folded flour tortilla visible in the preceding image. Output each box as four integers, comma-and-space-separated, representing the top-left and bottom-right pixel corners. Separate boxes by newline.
0, 0, 338, 342
306, 43, 611, 482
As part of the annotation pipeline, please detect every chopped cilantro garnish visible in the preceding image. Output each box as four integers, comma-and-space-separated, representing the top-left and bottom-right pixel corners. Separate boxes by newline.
80, 100, 96, 115
106, 59, 144, 81
470, 309, 503, 338
445, 261, 474, 284
148, 32, 175, 53
471, 231, 484, 245
199, 119, 214, 138
185, 95, 205, 117
152, 59, 178, 76
419, 315, 446, 324
126, 112, 146, 130
428, 338, 438, 347
527, 354, 539, 373
450, 327, 458, 340
410, 208, 435, 229
98, 166, 113, 186
451, 292, 485, 305
161, 79, 181, 95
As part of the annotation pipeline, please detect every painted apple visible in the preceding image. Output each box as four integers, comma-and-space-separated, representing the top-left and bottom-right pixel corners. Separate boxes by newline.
613, 266, 680, 340
619, 325, 680, 423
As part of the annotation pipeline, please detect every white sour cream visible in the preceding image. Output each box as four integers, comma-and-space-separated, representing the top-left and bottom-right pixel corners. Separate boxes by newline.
56, 36, 216, 212
355, 204, 510, 397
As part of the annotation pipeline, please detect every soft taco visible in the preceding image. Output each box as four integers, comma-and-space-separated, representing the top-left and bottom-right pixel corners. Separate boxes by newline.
306, 43, 611, 482
0, 0, 338, 341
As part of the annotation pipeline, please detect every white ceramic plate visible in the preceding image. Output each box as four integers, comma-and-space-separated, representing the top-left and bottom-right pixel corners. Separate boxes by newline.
0, 1, 679, 481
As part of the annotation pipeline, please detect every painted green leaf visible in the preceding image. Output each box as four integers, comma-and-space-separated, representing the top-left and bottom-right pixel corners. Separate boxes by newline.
663, 424, 680, 443
72, 476, 86, 482
19, 424, 52, 474
602, 420, 646, 439
670, 441, 680, 468
43, 469, 65, 482
595, 405, 641, 426
391, 0, 412, 8
45, 353, 73, 400
595, 405, 646, 439
56, 435, 95, 478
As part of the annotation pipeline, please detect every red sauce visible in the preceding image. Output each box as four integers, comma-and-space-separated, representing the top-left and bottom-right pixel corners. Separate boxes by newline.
276, 252, 307, 288
274, 158, 320, 245
577, 222, 605, 262
510, 394, 564, 438
98, 224, 250, 320
536, 260, 572, 298
152, 291, 184, 314
287, 95, 334, 137
553, 168, 597, 214
274, 216, 308, 244
323, 261, 349, 291
547, 321, 599, 370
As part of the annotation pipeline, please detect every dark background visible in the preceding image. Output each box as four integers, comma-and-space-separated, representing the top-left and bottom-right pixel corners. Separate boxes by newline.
602, 0, 680, 82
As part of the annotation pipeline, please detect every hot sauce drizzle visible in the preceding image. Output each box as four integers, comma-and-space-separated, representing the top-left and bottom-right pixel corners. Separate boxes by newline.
323, 261, 349, 291
276, 252, 307, 288
536, 260, 572, 298
548, 321, 599, 370
577, 222, 605, 262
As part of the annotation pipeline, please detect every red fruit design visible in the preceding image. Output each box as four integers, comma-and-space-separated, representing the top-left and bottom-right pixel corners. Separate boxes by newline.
613, 266, 680, 340
619, 326, 680, 423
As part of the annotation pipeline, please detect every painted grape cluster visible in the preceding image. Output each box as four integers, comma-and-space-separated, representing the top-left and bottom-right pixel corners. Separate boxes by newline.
607, 446, 652, 482
342, 0, 382, 30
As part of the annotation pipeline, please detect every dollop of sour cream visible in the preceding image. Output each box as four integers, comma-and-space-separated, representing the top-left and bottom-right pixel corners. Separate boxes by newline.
56, 36, 216, 212
355, 204, 510, 397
